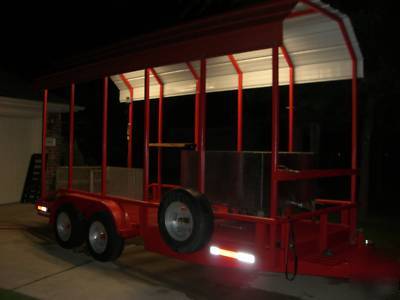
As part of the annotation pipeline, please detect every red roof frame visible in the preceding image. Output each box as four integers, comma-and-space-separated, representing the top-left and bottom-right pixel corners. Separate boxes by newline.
36, 0, 297, 89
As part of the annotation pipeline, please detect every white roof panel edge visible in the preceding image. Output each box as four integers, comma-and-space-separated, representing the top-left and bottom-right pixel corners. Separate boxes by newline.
111, 0, 364, 103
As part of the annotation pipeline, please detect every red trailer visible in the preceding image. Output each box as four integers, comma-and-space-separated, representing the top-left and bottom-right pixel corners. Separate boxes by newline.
36, 0, 399, 281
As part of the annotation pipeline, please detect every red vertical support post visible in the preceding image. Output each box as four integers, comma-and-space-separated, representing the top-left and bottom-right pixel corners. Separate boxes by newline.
288, 64, 294, 152
41, 89, 48, 198
350, 60, 358, 234
101, 77, 108, 197
143, 69, 150, 201
157, 85, 163, 199
270, 47, 280, 266
119, 74, 134, 168
194, 83, 200, 149
127, 88, 134, 169
128, 94, 133, 168
280, 46, 294, 152
68, 83, 75, 190
237, 73, 243, 151
271, 47, 280, 218
150, 68, 164, 200
186, 62, 200, 149
198, 59, 207, 193
228, 55, 245, 210
228, 54, 243, 151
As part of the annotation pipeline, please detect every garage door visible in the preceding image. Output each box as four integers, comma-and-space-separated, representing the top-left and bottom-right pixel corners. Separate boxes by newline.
0, 117, 41, 204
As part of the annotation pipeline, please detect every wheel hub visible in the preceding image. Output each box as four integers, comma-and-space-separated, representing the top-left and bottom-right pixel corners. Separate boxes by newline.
89, 221, 108, 254
56, 212, 72, 242
165, 201, 193, 241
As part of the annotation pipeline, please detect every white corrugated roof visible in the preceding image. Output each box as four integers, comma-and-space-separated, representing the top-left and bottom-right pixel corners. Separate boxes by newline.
111, 0, 363, 102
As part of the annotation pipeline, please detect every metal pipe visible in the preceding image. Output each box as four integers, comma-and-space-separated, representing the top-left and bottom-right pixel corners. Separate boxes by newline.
351, 62, 358, 204
101, 77, 108, 197
280, 46, 295, 152
68, 83, 75, 190
186, 62, 200, 149
198, 59, 207, 193
270, 47, 280, 218
150, 68, 164, 200
274, 168, 356, 181
315, 199, 351, 206
59, 188, 159, 208
269, 47, 280, 267
143, 68, 150, 201
41, 89, 48, 199
119, 74, 134, 168
194, 83, 200, 149
157, 86, 163, 200
147, 183, 180, 189
215, 212, 277, 224
350, 61, 358, 231
128, 97, 133, 168
228, 54, 243, 152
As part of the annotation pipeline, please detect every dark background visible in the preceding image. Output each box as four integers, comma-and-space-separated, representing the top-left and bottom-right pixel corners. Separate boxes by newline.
0, 1, 398, 217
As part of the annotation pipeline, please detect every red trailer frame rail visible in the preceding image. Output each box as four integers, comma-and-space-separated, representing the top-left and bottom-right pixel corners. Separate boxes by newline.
35, 0, 399, 281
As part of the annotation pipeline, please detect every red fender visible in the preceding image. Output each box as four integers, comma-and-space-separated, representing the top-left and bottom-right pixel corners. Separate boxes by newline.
48, 193, 132, 238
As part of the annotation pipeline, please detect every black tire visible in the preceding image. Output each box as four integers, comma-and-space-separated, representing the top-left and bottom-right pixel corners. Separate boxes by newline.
158, 188, 214, 253
54, 204, 86, 249
87, 212, 124, 262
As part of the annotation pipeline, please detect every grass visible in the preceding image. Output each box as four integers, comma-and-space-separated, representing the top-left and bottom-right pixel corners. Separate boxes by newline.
359, 215, 400, 259
0, 289, 37, 300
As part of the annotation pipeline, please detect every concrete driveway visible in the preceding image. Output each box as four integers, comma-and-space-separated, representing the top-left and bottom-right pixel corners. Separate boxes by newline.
0, 203, 398, 300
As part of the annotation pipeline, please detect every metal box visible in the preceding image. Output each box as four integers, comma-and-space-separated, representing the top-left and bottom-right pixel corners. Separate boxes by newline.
181, 151, 316, 216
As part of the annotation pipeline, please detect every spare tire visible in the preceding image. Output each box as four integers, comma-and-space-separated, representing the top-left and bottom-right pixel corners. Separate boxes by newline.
158, 188, 213, 253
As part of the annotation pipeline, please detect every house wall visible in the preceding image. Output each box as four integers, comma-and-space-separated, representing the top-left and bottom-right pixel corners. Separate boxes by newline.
0, 116, 42, 204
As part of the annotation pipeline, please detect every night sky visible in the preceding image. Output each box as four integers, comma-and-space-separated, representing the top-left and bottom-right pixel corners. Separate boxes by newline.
1, 1, 399, 216
0, 1, 397, 79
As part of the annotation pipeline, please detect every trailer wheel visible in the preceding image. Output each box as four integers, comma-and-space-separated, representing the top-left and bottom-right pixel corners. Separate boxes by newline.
158, 188, 213, 253
54, 205, 85, 249
87, 212, 124, 262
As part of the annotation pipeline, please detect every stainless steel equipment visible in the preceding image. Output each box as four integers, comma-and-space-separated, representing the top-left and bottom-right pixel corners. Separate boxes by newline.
181, 151, 316, 215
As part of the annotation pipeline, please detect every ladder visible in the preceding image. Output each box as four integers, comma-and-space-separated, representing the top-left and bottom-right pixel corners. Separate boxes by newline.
20, 154, 43, 203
